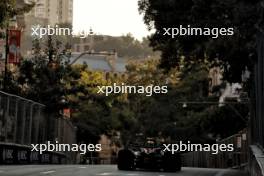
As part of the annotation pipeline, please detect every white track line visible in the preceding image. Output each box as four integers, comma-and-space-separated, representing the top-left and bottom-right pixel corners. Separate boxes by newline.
78, 166, 87, 169
97, 173, 112, 176
41, 170, 56, 174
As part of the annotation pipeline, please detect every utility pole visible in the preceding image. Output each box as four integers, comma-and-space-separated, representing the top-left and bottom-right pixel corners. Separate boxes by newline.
3, 23, 9, 91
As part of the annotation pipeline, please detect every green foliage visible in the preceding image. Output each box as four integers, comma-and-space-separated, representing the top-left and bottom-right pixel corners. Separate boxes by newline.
73, 34, 158, 59
138, 0, 261, 82
10, 49, 248, 145
122, 59, 248, 143
120, 59, 204, 142
15, 37, 75, 113
0, 0, 34, 27
5, 35, 249, 145
72, 99, 108, 144
200, 104, 249, 139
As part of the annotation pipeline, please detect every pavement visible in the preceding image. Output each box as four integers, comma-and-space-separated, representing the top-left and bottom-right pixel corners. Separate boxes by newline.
0, 165, 249, 176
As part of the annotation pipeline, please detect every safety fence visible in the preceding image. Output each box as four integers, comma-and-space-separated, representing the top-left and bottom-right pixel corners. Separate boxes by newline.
0, 91, 76, 164
182, 129, 248, 168
249, 32, 264, 176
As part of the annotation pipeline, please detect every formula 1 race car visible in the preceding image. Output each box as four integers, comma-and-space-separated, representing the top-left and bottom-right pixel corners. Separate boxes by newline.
117, 139, 181, 172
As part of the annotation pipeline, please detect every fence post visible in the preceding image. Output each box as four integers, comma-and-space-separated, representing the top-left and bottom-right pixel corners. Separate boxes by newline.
0, 91, 77, 164
20, 101, 27, 144
13, 98, 18, 143
4, 95, 10, 142
27, 104, 34, 144
33, 106, 41, 143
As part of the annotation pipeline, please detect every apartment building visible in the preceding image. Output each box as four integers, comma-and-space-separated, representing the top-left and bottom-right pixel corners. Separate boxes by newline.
17, 0, 73, 56
57, 0, 73, 24
22, 0, 73, 25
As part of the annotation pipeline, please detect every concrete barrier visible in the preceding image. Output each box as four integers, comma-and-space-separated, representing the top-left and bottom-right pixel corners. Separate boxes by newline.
0, 143, 67, 164
249, 145, 264, 176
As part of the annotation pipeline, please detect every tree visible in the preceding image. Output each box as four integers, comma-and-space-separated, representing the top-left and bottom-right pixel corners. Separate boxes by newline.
16, 36, 76, 113
201, 103, 249, 139
78, 34, 159, 59
138, 0, 261, 83
0, 0, 34, 27
0, 0, 34, 92
123, 59, 248, 143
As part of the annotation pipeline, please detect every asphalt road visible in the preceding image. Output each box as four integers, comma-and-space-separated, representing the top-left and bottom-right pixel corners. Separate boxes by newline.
0, 165, 248, 176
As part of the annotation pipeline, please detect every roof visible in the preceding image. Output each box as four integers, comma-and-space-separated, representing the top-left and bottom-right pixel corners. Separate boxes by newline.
70, 53, 127, 72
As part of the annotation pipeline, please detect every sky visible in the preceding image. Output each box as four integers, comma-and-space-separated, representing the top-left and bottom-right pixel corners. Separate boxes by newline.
73, 0, 151, 40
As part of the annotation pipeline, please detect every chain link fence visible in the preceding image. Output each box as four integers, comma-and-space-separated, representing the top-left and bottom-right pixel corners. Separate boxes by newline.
253, 32, 264, 149
248, 32, 264, 176
0, 91, 77, 164
182, 129, 248, 169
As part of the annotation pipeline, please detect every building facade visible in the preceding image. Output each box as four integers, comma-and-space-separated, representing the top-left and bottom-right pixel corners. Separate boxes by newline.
23, 0, 73, 25
57, 0, 73, 24
16, 0, 73, 56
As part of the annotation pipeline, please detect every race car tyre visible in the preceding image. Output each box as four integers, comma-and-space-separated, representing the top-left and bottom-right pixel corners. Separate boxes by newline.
117, 150, 135, 170
162, 152, 181, 172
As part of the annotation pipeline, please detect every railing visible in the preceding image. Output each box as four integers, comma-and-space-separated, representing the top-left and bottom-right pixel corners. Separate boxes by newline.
253, 32, 264, 150
249, 32, 264, 176
0, 91, 76, 164
182, 129, 248, 168
0, 91, 45, 145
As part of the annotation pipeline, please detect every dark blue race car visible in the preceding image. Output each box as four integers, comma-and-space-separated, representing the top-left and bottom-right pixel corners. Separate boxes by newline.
117, 140, 181, 172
